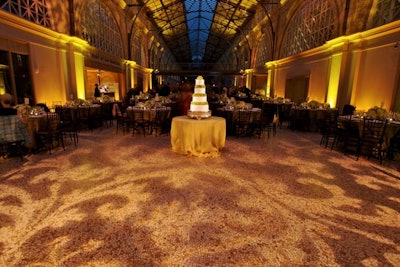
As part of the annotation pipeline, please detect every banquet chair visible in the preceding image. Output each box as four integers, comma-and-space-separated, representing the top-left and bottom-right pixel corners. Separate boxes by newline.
115, 105, 130, 134
77, 106, 91, 130
101, 102, 114, 128
115, 113, 129, 134
359, 117, 387, 163
252, 104, 276, 138
163, 107, 172, 134
151, 107, 170, 136
262, 103, 277, 138
319, 109, 339, 149
0, 111, 29, 161
235, 109, 252, 137
35, 112, 65, 154
340, 115, 361, 157
56, 106, 78, 147
277, 104, 292, 128
132, 108, 150, 137
90, 105, 103, 129
386, 129, 400, 163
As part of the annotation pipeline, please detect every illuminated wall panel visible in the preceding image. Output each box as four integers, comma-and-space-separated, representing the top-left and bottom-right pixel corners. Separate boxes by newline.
352, 43, 400, 111
273, 53, 330, 104
74, 52, 86, 100
307, 59, 330, 103
327, 53, 342, 108
29, 43, 64, 105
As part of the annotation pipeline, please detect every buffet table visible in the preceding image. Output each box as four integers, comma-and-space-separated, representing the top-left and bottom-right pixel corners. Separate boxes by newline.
170, 116, 226, 157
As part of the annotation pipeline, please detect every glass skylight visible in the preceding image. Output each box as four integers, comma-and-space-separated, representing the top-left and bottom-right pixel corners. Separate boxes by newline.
184, 0, 217, 62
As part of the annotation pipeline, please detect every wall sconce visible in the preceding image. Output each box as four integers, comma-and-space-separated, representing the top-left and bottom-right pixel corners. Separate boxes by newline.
154, 69, 159, 74
33, 62, 39, 74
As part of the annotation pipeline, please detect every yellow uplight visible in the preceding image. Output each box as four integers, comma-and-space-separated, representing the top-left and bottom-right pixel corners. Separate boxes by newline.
327, 54, 341, 108
74, 53, 86, 100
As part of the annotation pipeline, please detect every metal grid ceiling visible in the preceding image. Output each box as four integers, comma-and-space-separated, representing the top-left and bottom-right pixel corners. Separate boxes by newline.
132, 0, 259, 68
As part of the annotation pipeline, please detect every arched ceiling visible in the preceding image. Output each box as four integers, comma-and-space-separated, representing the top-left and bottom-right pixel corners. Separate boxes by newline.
126, 0, 268, 70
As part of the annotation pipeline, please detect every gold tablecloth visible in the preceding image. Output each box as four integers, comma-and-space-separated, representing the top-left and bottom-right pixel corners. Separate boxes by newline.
170, 116, 226, 157
23, 115, 46, 149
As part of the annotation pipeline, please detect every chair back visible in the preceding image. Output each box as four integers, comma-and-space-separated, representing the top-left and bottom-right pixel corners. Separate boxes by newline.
237, 109, 252, 123
45, 112, 61, 133
387, 128, 400, 160
155, 107, 168, 122
77, 107, 90, 121
359, 117, 387, 162
133, 108, 145, 123
262, 103, 276, 124
277, 103, 292, 124
362, 117, 387, 143
324, 109, 339, 131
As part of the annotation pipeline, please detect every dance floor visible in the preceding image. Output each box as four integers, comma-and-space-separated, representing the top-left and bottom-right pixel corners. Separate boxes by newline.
0, 126, 399, 266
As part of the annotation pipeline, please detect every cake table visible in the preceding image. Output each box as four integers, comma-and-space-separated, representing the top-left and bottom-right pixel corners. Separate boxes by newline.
170, 116, 226, 157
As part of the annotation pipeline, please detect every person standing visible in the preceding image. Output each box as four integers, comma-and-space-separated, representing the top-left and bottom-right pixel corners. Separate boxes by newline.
177, 81, 193, 116
94, 83, 100, 98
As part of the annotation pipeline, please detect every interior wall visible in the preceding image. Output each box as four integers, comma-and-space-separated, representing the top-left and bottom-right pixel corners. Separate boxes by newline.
270, 20, 400, 111
252, 74, 268, 95
285, 76, 309, 104
274, 52, 330, 104
29, 43, 65, 105
350, 42, 400, 111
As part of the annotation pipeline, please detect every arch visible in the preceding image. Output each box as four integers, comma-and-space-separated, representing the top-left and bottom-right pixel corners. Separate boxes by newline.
79, 0, 123, 58
131, 28, 143, 65
368, 0, 400, 29
253, 25, 274, 68
279, 0, 339, 59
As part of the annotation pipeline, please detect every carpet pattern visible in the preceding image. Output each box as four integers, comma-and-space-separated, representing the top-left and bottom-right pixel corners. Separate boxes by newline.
0, 126, 399, 266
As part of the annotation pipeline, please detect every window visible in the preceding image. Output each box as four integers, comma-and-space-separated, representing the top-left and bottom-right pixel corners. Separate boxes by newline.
80, 1, 123, 58
370, 0, 400, 28
280, 0, 337, 58
131, 29, 143, 65
255, 33, 273, 67
0, 0, 52, 28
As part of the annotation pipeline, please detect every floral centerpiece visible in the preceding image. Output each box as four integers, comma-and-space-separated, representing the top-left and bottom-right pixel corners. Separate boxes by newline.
14, 104, 31, 117
233, 101, 253, 109
65, 99, 91, 107
136, 99, 156, 109
30, 105, 45, 115
366, 106, 387, 119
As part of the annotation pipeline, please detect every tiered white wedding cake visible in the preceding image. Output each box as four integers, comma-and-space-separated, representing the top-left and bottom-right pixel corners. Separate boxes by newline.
187, 76, 212, 119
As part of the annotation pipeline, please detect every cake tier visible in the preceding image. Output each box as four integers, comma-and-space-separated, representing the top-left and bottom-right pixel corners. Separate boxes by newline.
194, 88, 206, 94
192, 93, 207, 102
190, 103, 209, 112
195, 76, 205, 86
192, 97, 207, 102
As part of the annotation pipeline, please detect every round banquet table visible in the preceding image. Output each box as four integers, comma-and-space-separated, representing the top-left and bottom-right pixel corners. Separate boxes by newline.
170, 116, 226, 157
